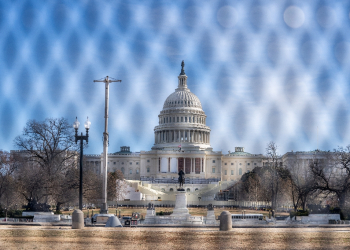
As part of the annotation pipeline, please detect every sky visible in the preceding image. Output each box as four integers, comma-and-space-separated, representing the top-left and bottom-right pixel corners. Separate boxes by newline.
1, 0, 350, 156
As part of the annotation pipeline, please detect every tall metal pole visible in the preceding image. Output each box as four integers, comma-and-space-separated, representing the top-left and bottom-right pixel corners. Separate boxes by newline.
94, 76, 121, 214
79, 132, 84, 210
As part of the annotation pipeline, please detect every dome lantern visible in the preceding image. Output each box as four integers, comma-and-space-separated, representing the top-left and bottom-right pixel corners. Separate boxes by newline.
177, 60, 188, 91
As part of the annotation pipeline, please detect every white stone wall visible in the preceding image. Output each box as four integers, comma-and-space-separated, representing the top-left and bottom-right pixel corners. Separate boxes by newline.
85, 149, 268, 181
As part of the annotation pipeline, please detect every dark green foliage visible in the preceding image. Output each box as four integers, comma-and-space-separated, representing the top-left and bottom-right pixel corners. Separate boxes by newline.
290, 210, 309, 218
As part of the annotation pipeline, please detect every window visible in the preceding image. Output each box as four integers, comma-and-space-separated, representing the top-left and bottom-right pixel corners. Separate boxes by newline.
166, 117, 168, 123
122, 162, 124, 165
121, 167, 124, 174
177, 117, 179, 122
186, 188, 190, 192
254, 163, 257, 165
185, 117, 187, 122
224, 163, 227, 165
231, 170, 234, 175
231, 163, 233, 165
181, 117, 183, 122
239, 163, 241, 165
248, 163, 250, 165
212, 160, 215, 163
136, 169, 139, 174
161, 188, 165, 192
225, 170, 227, 175
114, 162, 116, 165
147, 167, 150, 173
130, 162, 132, 165
239, 168, 242, 175
170, 188, 174, 192
136, 162, 139, 165
129, 169, 132, 174
173, 117, 175, 122
195, 188, 198, 191
163, 118, 165, 123
212, 168, 215, 173
189, 117, 191, 122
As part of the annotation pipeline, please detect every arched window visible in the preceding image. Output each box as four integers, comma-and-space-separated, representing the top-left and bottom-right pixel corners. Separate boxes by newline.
239, 168, 242, 175
170, 188, 174, 192
195, 188, 198, 191
129, 169, 132, 174
136, 169, 139, 174
121, 167, 124, 174
186, 188, 190, 192
147, 167, 150, 173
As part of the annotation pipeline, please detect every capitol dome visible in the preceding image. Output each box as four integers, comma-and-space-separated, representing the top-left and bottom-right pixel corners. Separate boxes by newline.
163, 90, 202, 110
152, 61, 211, 151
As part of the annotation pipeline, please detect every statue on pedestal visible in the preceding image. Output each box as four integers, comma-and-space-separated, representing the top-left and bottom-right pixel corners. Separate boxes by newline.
178, 169, 185, 190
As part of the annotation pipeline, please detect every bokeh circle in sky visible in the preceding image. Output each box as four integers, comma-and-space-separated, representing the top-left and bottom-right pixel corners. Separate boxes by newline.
284, 6, 305, 28
217, 6, 237, 28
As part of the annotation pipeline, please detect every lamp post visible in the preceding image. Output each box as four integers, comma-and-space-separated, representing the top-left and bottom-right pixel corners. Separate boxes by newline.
73, 117, 91, 211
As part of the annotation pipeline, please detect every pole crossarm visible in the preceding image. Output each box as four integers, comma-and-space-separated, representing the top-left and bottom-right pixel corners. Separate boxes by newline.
93, 76, 122, 83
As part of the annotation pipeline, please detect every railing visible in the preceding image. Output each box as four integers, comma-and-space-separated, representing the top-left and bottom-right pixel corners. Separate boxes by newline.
140, 177, 220, 184
109, 200, 272, 208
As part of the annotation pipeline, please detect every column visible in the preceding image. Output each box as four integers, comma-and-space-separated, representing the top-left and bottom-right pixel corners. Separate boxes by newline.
184, 157, 186, 172
173, 130, 175, 142
178, 130, 180, 142
188, 130, 190, 142
192, 158, 194, 173
203, 158, 205, 174
200, 157, 203, 173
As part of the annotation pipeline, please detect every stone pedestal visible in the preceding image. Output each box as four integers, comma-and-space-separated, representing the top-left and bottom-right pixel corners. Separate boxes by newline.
72, 209, 84, 229
172, 190, 189, 215
144, 208, 156, 224
206, 210, 215, 220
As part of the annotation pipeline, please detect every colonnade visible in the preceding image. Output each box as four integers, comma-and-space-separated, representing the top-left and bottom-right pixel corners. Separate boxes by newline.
154, 130, 210, 144
158, 157, 205, 174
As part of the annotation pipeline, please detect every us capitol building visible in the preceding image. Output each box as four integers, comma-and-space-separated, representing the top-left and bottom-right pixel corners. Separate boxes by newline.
85, 62, 315, 201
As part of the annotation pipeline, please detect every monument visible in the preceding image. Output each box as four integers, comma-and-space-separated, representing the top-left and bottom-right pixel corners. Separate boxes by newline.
22, 198, 60, 222
172, 169, 189, 215
144, 171, 204, 225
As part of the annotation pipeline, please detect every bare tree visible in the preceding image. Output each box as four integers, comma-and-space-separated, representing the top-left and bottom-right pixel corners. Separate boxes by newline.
107, 170, 125, 202
309, 148, 350, 210
13, 118, 80, 212
0, 151, 21, 208
265, 142, 281, 210
284, 154, 315, 211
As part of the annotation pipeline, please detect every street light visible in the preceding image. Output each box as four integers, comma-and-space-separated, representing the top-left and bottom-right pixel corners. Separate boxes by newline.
73, 117, 91, 211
